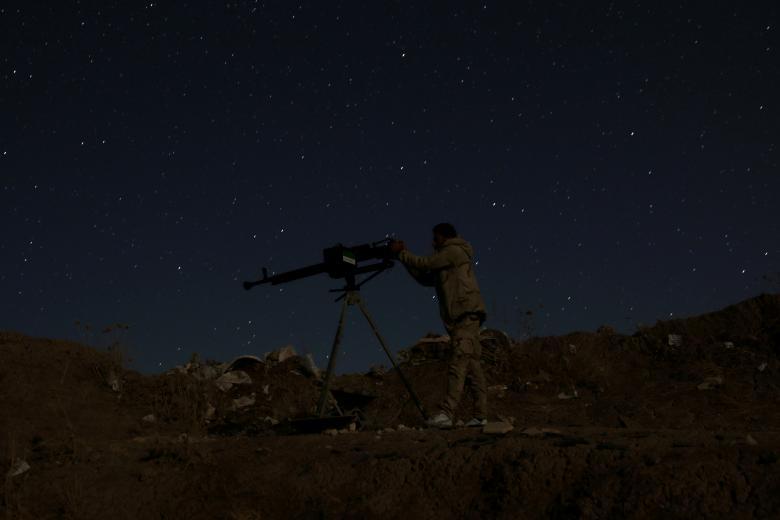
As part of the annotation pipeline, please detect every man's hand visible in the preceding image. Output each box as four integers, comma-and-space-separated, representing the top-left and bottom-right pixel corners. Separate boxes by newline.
389, 239, 406, 254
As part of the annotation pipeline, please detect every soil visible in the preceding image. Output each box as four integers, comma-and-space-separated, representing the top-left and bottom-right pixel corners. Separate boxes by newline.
2, 293, 780, 519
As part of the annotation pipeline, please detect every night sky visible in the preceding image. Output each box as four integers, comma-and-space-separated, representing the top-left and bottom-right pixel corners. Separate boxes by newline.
2, 2, 778, 374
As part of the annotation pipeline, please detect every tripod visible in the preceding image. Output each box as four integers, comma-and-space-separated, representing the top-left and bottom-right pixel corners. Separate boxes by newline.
316, 273, 428, 421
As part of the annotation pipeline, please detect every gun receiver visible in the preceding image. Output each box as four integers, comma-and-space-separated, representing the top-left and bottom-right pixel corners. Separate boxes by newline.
242, 238, 394, 291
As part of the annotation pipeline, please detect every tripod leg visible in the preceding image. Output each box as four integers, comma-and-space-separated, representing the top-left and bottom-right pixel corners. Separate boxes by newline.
317, 294, 350, 417
355, 296, 428, 420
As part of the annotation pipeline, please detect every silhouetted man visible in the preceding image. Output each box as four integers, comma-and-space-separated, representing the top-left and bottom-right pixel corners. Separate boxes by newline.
390, 223, 488, 428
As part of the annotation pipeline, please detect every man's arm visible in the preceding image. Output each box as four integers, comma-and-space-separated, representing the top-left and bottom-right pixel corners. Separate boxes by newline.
398, 248, 453, 271
403, 263, 436, 287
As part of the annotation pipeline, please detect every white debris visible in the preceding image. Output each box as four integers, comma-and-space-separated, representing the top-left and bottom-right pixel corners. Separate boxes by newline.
668, 334, 682, 347
142, 414, 156, 423
264, 416, 279, 426
266, 345, 297, 364
758, 363, 768, 372
7, 459, 30, 477
300, 354, 321, 378
723, 341, 735, 349
232, 393, 256, 409
215, 370, 252, 392
262, 384, 270, 395
557, 388, 579, 400
225, 355, 264, 373
568, 344, 577, 354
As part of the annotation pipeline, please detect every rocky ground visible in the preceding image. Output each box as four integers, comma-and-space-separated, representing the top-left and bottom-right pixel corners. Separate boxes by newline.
2, 293, 779, 519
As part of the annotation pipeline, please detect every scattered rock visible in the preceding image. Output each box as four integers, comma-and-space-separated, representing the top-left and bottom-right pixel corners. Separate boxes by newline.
483, 422, 514, 435
107, 370, 121, 392
557, 388, 579, 400
596, 325, 615, 335
348, 422, 357, 432
323, 428, 339, 436
300, 354, 321, 378
142, 414, 156, 423
225, 355, 264, 373
758, 363, 768, 372
266, 345, 297, 364
568, 344, 578, 354
697, 376, 723, 390
205, 404, 216, 421
264, 416, 279, 426
723, 341, 735, 349
746, 434, 758, 446
7, 459, 30, 477
367, 364, 386, 377
215, 370, 252, 392
521, 427, 544, 437
232, 393, 256, 409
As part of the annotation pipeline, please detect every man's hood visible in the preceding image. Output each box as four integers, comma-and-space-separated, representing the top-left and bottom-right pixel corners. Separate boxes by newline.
438, 237, 474, 259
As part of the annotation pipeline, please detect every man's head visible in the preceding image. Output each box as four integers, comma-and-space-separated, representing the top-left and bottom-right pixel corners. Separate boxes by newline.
432, 222, 457, 248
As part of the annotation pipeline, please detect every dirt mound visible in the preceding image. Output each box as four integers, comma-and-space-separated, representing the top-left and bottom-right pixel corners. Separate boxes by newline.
2, 294, 780, 518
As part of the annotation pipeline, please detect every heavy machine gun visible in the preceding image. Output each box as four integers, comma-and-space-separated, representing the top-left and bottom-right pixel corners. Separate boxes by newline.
243, 239, 395, 297
242, 238, 428, 429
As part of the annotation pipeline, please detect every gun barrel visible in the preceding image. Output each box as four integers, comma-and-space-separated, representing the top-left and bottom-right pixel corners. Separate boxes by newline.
243, 262, 328, 290
266, 262, 328, 285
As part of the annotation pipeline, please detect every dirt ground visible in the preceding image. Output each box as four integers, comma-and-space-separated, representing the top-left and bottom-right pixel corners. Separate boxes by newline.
2, 293, 780, 519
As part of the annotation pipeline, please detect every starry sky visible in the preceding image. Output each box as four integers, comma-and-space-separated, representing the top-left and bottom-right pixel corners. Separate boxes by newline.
2, 2, 778, 374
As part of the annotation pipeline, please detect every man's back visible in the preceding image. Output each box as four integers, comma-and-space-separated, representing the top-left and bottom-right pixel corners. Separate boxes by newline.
398, 236, 487, 325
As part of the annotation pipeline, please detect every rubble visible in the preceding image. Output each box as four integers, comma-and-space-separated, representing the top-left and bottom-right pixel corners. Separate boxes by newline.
299, 353, 321, 379
226, 355, 264, 373
265, 345, 297, 364
557, 389, 579, 400
215, 370, 252, 392
367, 364, 386, 377
142, 414, 156, 423
668, 334, 682, 347
232, 393, 256, 409
107, 370, 122, 392
483, 422, 514, 435
697, 376, 724, 390
7, 459, 30, 477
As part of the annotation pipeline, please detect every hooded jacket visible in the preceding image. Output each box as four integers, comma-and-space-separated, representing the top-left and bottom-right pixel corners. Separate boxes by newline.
398, 237, 487, 325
